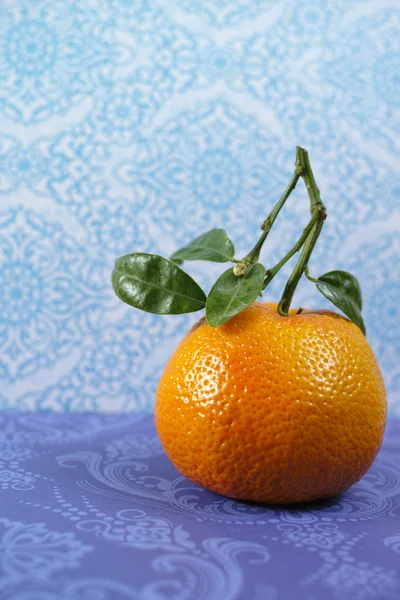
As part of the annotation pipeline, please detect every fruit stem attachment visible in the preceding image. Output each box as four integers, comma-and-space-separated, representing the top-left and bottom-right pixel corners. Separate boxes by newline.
278, 147, 327, 316
240, 170, 301, 266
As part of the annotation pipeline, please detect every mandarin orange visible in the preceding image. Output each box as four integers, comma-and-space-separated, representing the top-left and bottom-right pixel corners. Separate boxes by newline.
155, 302, 386, 504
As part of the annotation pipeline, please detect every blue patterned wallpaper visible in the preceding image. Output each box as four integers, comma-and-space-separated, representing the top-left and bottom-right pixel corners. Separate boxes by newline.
0, 1, 399, 412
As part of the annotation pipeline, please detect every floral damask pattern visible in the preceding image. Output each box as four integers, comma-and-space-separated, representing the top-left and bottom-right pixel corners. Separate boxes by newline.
309, 9, 400, 153
0, 1, 134, 124
0, 207, 109, 382
175, 0, 275, 28
115, 101, 288, 249
0, 0, 399, 412
0, 518, 91, 581
0, 412, 398, 599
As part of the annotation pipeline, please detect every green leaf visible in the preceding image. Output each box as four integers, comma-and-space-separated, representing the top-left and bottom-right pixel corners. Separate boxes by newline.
112, 253, 206, 315
171, 229, 235, 263
312, 270, 366, 335
206, 263, 266, 327
318, 270, 362, 310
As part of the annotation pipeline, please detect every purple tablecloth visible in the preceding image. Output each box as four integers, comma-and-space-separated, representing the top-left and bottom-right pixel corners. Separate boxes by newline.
0, 412, 399, 599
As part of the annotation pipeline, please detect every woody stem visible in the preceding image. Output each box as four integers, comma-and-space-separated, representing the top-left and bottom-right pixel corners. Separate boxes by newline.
242, 169, 302, 265
278, 147, 327, 316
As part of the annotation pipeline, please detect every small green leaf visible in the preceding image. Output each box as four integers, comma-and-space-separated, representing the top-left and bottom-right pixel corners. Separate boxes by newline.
312, 271, 366, 335
206, 263, 266, 327
112, 253, 206, 315
171, 229, 235, 263
318, 270, 362, 310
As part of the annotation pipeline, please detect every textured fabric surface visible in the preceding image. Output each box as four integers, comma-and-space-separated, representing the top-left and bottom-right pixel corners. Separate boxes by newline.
0, 412, 399, 599
0, 1, 399, 412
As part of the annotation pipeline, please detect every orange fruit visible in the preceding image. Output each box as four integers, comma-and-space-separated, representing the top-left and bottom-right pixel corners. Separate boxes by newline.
155, 302, 387, 504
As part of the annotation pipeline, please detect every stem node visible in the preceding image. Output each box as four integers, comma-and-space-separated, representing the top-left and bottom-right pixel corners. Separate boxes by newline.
233, 263, 248, 277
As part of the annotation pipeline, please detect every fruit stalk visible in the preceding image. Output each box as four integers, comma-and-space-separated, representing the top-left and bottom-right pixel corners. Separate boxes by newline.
262, 210, 319, 289
278, 147, 327, 316
241, 170, 301, 265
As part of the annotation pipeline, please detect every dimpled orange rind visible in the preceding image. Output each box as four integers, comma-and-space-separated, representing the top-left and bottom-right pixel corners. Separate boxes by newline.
155, 302, 387, 504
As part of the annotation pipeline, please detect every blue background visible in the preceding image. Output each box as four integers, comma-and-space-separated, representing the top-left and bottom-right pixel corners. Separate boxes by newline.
1, 412, 400, 599
0, 0, 399, 412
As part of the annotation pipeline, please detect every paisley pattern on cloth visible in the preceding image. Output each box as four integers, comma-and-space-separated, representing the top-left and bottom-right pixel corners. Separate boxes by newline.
0, 412, 398, 599
0, 0, 399, 412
